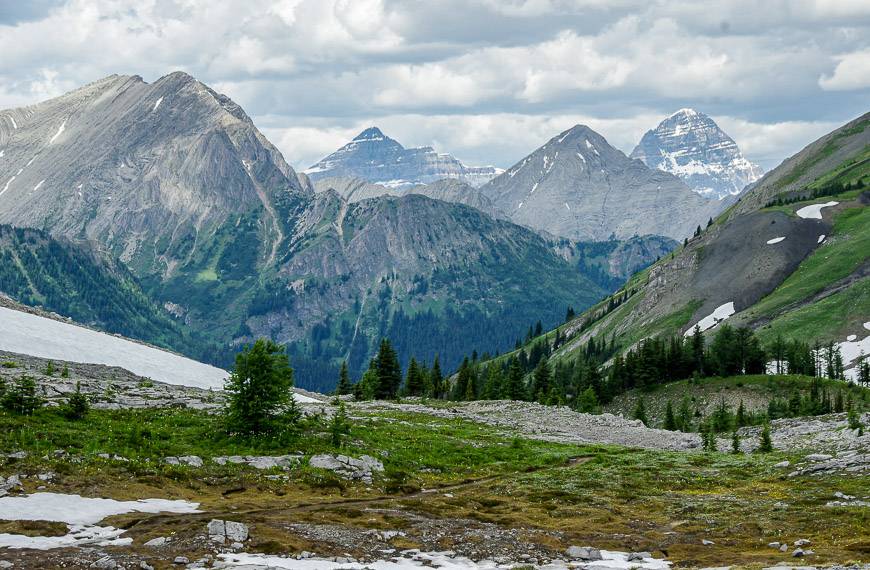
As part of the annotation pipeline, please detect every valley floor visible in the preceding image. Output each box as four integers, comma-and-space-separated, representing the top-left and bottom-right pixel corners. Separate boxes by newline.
0, 395, 868, 570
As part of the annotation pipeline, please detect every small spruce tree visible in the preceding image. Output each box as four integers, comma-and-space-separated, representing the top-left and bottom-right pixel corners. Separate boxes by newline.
633, 398, 648, 426
663, 400, 678, 431
758, 422, 774, 453
335, 361, 352, 395
64, 381, 90, 420
329, 402, 352, 447
44, 361, 55, 377
731, 430, 741, 454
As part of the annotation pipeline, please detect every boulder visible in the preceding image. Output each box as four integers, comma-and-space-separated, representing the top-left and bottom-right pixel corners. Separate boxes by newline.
309, 454, 384, 484
565, 546, 603, 561
164, 455, 202, 467
628, 552, 651, 561
805, 454, 833, 462
213, 455, 301, 469
143, 536, 169, 547
793, 539, 811, 547
208, 519, 249, 544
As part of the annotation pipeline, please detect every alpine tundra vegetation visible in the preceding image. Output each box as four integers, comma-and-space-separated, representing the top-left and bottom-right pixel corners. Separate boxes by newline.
0, 2, 869, 569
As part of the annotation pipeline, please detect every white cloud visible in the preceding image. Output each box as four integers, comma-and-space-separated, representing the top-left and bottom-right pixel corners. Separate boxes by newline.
0, 0, 866, 171
819, 49, 870, 91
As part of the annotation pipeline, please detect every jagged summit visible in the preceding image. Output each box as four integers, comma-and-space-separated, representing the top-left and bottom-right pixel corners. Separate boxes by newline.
631, 109, 764, 200
353, 126, 387, 141
304, 127, 502, 188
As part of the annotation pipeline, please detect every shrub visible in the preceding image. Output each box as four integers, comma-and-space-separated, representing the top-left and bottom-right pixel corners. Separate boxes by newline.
758, 423, 774, 453
63, 382, 90, 420
1, 376, 42, 415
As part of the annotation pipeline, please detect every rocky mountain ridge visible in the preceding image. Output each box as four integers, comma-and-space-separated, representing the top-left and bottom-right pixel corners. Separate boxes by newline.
304, 127, 502, 188
479, 124, 724, 241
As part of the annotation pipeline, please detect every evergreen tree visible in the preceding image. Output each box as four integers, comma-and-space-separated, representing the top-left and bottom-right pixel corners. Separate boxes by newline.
758, 423, 773, 453
633, 398, 648, 426
404, 357, 425, 397
677, 396, 693, 432
847, 405, 864, 436
60, 364, 70, 379
329, 402, 352, 447
429, 356, 444, 399
690, 326, 705, 376
735, 400, 747, 427
503, 358, 527, 401
224, 339, 297, 436
482, 365, 504, 400
663, 400, 678, 430
452, 357, 474, 400
63, 381, 90, 420
576, 386, 598, 413
1, 376, 42, 416
375, 338, 402, 399
335, 361, 352, 395
731, 430, 741, 454
531, 357, 552, 403
565, 306, 575, 322
355, 361, 380, 401
44, 361, 55, 377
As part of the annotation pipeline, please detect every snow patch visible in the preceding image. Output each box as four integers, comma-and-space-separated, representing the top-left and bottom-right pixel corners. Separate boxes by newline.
766, 236, 785, 245
564, 202, 570, 211
847, 334, 857, 342
48, 120, 66, 144
0, 150, 4, 158
0, 306, 228, 389
218, 549, 670, 570
530, 182, 539, 194
685, 302, 735, 336
796, 201, 838, 219
33, 179, 45, 191
818, 234, 826, 244
152, 97, 163, 111
865, 322, 870, 331
9, 116, 17, 129
0, 176, 14, 197
517, 201, 523, 209
0, 493, 200, 550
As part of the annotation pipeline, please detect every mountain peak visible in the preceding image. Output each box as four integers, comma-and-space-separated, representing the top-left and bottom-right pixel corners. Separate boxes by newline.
631, 110, 763, 200
304, 130, 502, 187
353, 126, 388, 142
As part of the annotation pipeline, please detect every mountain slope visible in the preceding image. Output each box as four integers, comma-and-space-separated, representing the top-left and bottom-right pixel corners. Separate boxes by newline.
479, 125, 724, 241
304, 127, 502, 188
311, 175, 503, 219
0, 224, 211, 360
0, 72, 309, 279
631, 109, 763, 200
548, 112, 869, 374
245, 191, 612, 386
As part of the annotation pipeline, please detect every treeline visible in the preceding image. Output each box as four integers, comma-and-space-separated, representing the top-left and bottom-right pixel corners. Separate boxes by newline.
764, 177, 866, 208
337, 324, 869, 428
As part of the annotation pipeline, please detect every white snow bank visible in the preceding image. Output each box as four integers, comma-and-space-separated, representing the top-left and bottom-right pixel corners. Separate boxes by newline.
685, 302, 735, 336
0, 306, 228, 389
48, 120, 66, 145
153, 97, 163, 111
766, 236, 785, 244
865, 322, 870, 331
0, 493, 200, 525
796, 201, 838, 219
217, 549, 670, 570
0, 493, 200, 550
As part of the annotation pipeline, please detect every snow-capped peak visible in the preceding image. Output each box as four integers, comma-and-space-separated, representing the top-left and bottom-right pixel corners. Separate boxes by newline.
353, 127, 387, 142
631, 110, 763, 200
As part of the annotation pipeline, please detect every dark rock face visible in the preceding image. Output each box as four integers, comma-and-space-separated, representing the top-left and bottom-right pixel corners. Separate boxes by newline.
631, 109, 763, 200
304, 127, 501, 188
479, 125, 723, 241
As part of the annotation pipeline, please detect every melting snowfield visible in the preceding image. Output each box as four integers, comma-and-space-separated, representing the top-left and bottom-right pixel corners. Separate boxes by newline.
0, 306, 227, 389
796, 201, 838, 219
0, 493, 200, 550
766, 236, 786, 244
217, 550, 671, 570
685, 302, 735, 336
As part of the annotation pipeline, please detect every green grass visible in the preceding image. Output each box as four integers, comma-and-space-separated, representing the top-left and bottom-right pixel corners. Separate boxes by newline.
757, 276, 870, 344
746, 204, 870, 322
0, 406, 578, 489
194, 267, 219, 282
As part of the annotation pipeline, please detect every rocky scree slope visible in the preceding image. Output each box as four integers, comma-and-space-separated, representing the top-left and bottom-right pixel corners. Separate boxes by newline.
304, 127, 502, 188
551, 112, 870, 367
631, 108, 763, 200
479, 125, 724, 242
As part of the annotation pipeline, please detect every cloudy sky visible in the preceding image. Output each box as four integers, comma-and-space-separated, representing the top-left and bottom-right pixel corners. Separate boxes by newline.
1, 0, 868, 171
